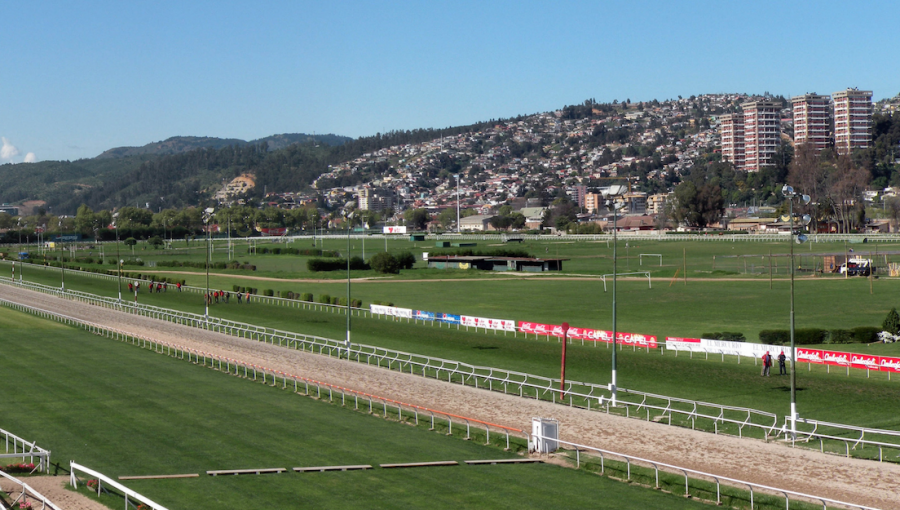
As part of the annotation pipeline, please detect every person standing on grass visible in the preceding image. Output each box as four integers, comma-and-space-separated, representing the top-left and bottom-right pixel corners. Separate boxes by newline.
761, 351, 771, 376
236, 292, 242, 304
778, 351, 787, 375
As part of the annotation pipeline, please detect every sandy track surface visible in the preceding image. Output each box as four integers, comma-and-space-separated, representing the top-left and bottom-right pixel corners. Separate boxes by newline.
2, 284, 898, 509
0, 475, 108, 510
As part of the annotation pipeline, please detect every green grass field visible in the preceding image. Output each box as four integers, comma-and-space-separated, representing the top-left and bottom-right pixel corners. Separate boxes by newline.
0, 306, 718, 510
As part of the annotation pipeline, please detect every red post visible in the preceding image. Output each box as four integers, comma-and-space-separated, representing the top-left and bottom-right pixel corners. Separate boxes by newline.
559, 322, 570, 400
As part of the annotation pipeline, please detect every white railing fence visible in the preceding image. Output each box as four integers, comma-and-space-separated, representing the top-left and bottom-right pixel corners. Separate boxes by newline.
780, 417, 900, 462
0, 470, 63, 510
70, 461, 168, 510
533, 433, 879, 510
0, 428, 51, 473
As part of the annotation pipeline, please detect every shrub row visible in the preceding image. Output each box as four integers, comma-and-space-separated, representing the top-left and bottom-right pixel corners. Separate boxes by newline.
228, 286, 364, 308
759, 327, 881, 345
156, 260, 256, 271
702, 332, 746, 342
307, 257, 369, 272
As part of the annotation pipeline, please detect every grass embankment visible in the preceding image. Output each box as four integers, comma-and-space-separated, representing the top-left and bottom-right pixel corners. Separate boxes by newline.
0, 306, 714, 510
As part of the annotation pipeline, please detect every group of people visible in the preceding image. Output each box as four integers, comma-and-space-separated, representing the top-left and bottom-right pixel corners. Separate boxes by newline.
761, 350, 787, 376
127, 281, 169, 293
204, 290, 252, 305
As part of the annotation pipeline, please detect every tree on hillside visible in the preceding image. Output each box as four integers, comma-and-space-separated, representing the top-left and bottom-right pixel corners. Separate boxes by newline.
671, 181, 724, 228
403, 208, 429, 231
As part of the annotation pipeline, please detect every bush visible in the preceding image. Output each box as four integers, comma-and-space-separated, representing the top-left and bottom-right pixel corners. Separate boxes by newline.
702, 332, 746, 342
317, 294, 331, 304
263, 289, 274, 297
371, 300, 395, 307
395, 251, 416, 269
882, 308, 900, 336
851, 327, 881, 344
759, 330, 789, 345
828, 329, 853, 344
331, 296, 340, 305
233, 285, 241, 292
308, 258, 345, 272
795, 329, 827, 345
300, 293, 314, 302
369, 252, 400, 274
349, 256, 369, 270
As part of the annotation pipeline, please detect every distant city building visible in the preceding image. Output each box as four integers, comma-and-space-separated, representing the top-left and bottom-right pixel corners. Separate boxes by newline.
358, 187, 394, 212
741, 101, 781, 172
792, 93, 831, 153
833, 88, 873, 155
647, 193, 669, 215
584, 193, 603, 214
719, 113, 745, 169
0, 205, 19, 216
623, 192, 647, 214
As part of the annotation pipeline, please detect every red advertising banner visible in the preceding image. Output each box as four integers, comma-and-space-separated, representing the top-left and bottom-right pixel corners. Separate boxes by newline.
879, 356, 900, 373
850, 353, 880, 371
518, 322, 657, 348
821, 350, 851, 367
796, 348, 825, 364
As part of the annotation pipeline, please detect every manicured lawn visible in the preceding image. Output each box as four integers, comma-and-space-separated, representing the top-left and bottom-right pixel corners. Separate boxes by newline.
0, 306, 714, 510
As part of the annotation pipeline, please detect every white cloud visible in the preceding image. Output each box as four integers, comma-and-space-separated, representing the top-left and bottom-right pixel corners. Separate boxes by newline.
24, 152, 37, 163
1, 137, 20, 160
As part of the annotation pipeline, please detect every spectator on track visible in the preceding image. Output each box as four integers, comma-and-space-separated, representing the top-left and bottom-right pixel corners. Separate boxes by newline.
236, 292, 242, 304
762, 351, 772, 376
778, 351, 787, 375
128, 282, 134, 293
176, 282, 182, 292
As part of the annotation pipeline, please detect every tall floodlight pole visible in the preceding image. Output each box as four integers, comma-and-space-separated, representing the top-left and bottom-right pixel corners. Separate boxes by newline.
345, 210, 353, 356
203, 207, 215, 321
455, 174, 461, 233
603, 185, 627, 407
113, 213, 122, 302
59, 219, 65, 291
782, 185, 810, 440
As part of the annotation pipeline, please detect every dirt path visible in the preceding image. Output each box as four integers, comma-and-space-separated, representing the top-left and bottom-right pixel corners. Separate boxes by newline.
0, 475, 108, 510
1, 285, 897, 509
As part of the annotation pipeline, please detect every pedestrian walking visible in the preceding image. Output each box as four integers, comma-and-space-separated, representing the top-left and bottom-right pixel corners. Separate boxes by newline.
762, 351, 772, 376
245, 291, 250, 303
128, 282, 134, 293
176, 282, 182, 292
778, 351, 787, 375
236, 292, 243, 304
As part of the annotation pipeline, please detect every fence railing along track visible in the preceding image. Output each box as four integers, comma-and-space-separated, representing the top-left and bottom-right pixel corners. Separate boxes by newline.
70, 461, 168, 510
0, 470, 63, 510
0, 428, 51, 473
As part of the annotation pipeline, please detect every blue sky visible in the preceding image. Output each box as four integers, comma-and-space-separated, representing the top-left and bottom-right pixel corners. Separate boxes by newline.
2, 0, 898, 162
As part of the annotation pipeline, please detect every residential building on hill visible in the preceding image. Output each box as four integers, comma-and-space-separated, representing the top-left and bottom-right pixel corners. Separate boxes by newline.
719, 113, 745, 169
358, 187, 394, 212
741, 101, 781, 172
792, 93, 831, 153
833, 88, 873, 155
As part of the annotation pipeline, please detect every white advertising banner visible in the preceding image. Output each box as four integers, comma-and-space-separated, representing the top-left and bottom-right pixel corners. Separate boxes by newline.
370, 304, 413, 319
665, 337, 793, 360
460, 315, 517, 332
383, 226, 407, 234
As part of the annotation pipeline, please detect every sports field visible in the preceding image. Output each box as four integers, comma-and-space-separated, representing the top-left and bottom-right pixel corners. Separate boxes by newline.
0, 305, 716, 510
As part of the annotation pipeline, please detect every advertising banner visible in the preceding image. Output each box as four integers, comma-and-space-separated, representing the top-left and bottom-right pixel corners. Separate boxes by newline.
618, 332, 659, 348
821, 350, 851, 367
437, 313, 461, 324
460, 315, 516, 332
879, 356, 900, 373
383, 226, 407, 234
796, 348, 825, 364
370, 304, 413, 319
518, 321, 553, 336
414, 310, 435, 321
850, 353, 880, 371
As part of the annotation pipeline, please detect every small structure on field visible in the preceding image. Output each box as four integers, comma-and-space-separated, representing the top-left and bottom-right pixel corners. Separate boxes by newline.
426, 255, 567, 272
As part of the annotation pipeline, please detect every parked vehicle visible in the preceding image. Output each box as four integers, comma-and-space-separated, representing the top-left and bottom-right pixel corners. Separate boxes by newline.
839, 258, 874, 276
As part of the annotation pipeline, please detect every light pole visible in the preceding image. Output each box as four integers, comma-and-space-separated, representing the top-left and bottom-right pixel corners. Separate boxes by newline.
603, 185, 628, 407
59, 219, 65, 291
455, 174, 461, 233
781, 185, 810, 440
203, 207, 215, 320
113, 213, 122, 302
344, 210, 353, 356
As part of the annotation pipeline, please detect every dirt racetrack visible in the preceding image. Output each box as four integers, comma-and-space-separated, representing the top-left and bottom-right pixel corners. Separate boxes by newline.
2, 284, 898, 510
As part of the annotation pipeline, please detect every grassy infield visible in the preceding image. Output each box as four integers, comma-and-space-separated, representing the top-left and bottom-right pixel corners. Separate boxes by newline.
2, 237, 899, 509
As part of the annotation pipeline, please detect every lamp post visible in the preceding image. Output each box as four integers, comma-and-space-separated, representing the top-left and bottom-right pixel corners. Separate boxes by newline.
59, 219, 65, 291
781, 185, 810, 440
203, 207, 215, 320
113, 213, 122, 302
344, 210, 353, 357
455, 174, 461, 233
603, 185, 628, 406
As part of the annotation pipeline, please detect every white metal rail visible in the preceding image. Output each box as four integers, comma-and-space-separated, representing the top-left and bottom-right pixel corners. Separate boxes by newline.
0, 470, 63, 510
780, 417, 900, 462
0, 428, 51, 473
70, 461, 169, 510
534, 433, 880, 510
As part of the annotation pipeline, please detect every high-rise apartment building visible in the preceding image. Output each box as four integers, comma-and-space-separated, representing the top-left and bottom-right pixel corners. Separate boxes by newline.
358, 187, 394, 212
719, 113, 745, 169
741, 101, 781, 172
792, 93, 831, 153
833, 88, 873, 155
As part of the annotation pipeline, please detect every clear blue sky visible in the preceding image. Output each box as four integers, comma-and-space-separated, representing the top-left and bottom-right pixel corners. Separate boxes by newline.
2, 0, 897, 162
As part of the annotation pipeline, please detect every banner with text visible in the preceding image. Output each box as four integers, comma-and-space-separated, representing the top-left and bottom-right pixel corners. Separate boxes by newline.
370, 304, 413, 319
519, 322, 658, 348
460, 315, 516, 332
437, 313, 461, 324
414, 310, 435, 321
383, 226, 407, 234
